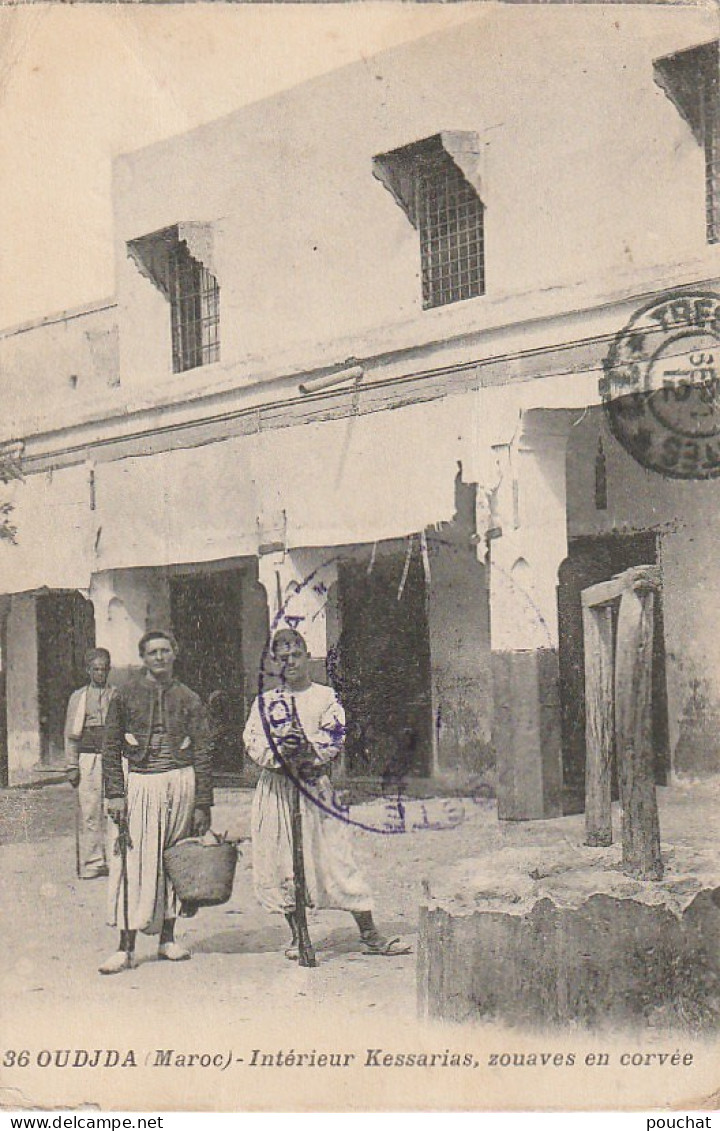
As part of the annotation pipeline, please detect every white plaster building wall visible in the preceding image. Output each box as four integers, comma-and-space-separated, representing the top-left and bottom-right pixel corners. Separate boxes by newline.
0, 465, 95, 595
6, 594, 40, 782
566, 409, 720, 774
566, 411, 720, 541
238, 566, 271, 701
258, 550, 338, 659
0, 303, 118, 422
661, 517, 720, 771
112, 7, 717, 390
490, 409, 577, 653
118, 263, 173, 390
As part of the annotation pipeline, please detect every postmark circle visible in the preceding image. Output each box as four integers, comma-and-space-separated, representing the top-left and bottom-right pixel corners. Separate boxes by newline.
601, 290, 720, 479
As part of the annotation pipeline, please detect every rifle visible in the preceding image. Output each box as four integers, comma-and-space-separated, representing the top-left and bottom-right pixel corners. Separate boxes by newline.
284, 699, 317, 969
291, 781, 316, 968
113, 811, 133, 957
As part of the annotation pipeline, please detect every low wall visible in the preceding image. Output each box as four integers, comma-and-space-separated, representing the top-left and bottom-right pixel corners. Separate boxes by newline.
418, 843, 720, 1030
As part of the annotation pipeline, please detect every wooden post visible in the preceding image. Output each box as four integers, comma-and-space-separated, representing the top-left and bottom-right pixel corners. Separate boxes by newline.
581, 564, 663, 878
614, 577, 663, 880
583, 603, 614, 847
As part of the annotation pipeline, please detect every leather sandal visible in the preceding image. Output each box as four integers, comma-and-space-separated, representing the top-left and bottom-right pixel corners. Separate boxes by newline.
359, 934, 412, 956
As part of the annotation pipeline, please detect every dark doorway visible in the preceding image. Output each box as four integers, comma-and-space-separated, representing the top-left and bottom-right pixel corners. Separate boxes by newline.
557, 532, 670, 814
37, 591, 96, 766
169, 570, 246, 772
335, 547, 433, 780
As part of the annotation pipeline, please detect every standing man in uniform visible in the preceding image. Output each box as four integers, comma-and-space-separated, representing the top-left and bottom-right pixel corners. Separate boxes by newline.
100, 630, 213, 975
243, 627, 410, 959
65, 647, 116, 880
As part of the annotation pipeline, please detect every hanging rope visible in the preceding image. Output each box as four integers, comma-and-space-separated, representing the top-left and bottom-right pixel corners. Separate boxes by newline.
366, 541, 378, 577
397, 535, 414, 601
419, 530, 432, 585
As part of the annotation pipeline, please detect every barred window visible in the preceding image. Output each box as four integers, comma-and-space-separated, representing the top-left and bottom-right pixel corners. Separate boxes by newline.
127, 223, 220, 375
168, 242, 220, 373
416, 157, 485, 309
373, 133, 486, 311
654, 40, 720, 246
701, 59, 720, 243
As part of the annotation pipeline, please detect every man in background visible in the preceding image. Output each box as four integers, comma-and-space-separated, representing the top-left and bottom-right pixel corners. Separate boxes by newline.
65, 647, 116, 880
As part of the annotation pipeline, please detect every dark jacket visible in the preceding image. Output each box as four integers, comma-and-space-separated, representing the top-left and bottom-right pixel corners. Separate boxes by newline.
102, 675, 214, 809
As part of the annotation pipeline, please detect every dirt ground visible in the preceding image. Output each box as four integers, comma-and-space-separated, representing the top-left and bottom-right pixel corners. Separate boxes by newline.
0, 778, 718, 1112
1, 777, 718, 1021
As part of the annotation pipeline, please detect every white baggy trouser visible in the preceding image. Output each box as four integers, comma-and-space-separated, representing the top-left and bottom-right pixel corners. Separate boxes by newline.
252, 770, 373, 915
76, 752, 107, 878
107, 766, 195, 935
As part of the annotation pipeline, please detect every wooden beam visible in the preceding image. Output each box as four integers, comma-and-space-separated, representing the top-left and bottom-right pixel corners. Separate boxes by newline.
582, 564, 661, 610
583, 603, 614, 847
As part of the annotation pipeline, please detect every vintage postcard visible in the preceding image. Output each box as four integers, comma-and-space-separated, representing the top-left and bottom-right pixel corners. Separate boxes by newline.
0, 0, 718, 1115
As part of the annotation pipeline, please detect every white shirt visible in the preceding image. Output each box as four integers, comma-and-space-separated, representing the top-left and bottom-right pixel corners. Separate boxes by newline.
243, 683, 345, 770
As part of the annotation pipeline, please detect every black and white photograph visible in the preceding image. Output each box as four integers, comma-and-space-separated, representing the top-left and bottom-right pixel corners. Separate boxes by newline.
0, 0, 718, 1115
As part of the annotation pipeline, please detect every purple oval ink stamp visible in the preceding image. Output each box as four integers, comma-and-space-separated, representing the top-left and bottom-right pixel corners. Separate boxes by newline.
601, 290, 720, 479
254, 553, 474, 835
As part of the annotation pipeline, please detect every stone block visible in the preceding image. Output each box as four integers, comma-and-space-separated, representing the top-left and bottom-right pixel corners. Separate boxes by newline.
418, 844, 720, 1030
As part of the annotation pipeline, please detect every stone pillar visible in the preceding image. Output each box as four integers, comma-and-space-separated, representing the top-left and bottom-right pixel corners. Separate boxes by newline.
489, 409, 572, 820
239, 562, 271, 702
6, 594, 41, 784
257, 549, 338, 684
425, 486, 493, 781
89, 568, 171, 684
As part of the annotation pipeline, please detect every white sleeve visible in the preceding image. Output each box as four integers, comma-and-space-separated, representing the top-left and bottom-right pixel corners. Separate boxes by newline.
312, 691, 346, 766
243, 698, 281, 769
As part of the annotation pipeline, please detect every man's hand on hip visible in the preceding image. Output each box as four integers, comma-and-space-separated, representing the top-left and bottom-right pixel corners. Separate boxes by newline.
66, 767, 80, 789
193, 807, 211, 836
